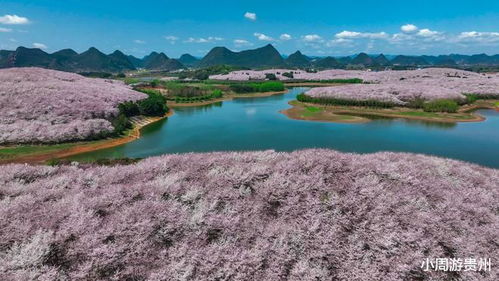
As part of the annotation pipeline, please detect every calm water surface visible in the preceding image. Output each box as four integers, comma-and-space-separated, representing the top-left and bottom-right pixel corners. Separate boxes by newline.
71, 88, 499, 168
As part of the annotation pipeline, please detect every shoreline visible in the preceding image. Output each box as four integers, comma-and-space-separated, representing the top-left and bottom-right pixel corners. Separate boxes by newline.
283, 82, 351, 87
168, 90, 287, 107
2, 90, 496, 164
0, 91, 288, 164
0, 110, 174, 164
282, 100, 493, 124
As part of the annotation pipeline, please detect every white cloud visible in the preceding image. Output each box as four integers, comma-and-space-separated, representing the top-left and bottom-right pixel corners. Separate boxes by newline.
33, 43, 47, 49
417, 28, 439, 37
335, 31, 388, 39
164, 35, 178, 44
133, 39, 146, 44
244, 12, 257, 21
390, 27, 444, 43
390, 33, 412, 43
326, 38, 355, 47
280, 34, 292, 40
185, 37, 207, 43
302, 34, 323, 42
234, 39, 253, 47
253, 32, 275, 41
0, 27, 12, 32
328, 38, 352, 44
335, 31, 361, 39
401, 24, 418, 33
415, 29, 445, 41
364, 32, 389, 39
0, 14, 30, 25
457, 31, 499, 43
184, 36, 223, 43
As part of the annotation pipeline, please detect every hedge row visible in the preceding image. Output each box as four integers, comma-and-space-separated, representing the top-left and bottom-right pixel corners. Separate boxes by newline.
230, 82, 285, 93
296, 93, 396, 108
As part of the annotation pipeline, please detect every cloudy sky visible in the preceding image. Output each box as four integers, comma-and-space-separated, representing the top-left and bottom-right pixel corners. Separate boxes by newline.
1, 0, 499, 57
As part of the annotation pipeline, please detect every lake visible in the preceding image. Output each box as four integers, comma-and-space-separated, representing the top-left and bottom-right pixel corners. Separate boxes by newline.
70, 87, 499, 168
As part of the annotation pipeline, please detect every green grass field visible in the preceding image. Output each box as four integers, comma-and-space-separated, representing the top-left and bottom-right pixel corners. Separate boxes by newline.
0, 143, 79, 160
305, 106, 322, 113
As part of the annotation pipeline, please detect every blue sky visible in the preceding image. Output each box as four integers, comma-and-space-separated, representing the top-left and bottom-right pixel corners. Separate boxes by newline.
1, 0, 499, 57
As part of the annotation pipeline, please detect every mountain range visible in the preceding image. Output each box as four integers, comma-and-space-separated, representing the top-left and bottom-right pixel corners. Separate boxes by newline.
1, 44, 499, 73
0, 47, 185, 73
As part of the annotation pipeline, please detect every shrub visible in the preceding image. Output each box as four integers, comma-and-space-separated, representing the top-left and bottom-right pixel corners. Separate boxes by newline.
194, 72, 210, 80
118, 101, 140, 117
111, 113, 132, 135
464, 93, 499, 104
265, 73, 277, 80
324, 78, 363, 84
136, 88, 162, 96
170, 86, 208, 98
256, 81, 285, 92
423, 99, 459, 113
150, 79, 161, 88
174, 89, 223, 103
282, 72, 294, 79
406, 97, 426, 109
229, 84, 256, 93
138, 92, 168, 116
211, 89, 223, 99
229, 82, 284, 94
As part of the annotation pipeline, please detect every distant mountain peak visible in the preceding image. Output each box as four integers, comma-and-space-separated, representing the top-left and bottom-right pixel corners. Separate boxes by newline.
158, 52, 169, 59
314, 56, 341, 68
374, 54, 391, 66
87, 47, 101, 52
199, 44, 285, 68
143, 51, 183, 71
286, 50, 310, 67
53, 48, 78, 56
111, 50, 126, 56
179, 53, 200, 67
352, 53, 375, 65
180, 53, 196, 58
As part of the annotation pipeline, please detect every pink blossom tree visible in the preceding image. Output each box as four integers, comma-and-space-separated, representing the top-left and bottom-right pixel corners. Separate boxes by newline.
0, 67, 147, 144
0, 150, 497, 280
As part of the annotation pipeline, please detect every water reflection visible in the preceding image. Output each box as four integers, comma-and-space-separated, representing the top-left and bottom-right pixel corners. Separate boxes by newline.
403, 119, 457, 129
175, 101, 223, 116
338, 112, 458, 129
69, 88, 499, 168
